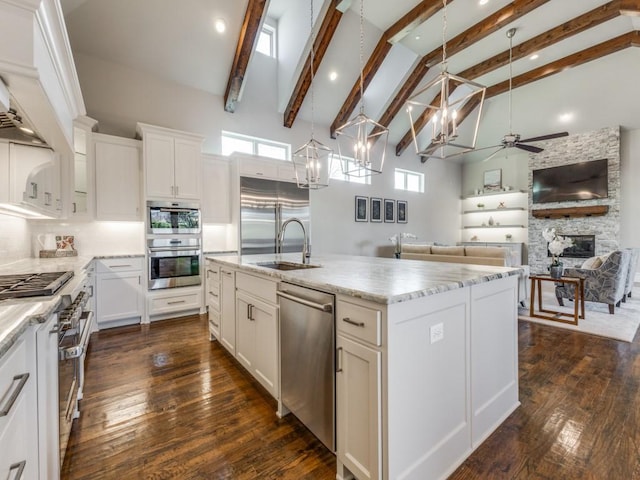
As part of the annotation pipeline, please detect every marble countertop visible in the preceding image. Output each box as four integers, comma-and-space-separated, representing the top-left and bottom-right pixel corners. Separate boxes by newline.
206, 253, 522, 305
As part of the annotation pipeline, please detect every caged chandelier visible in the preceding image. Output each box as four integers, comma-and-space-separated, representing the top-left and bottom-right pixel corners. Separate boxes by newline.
405, 0, 486, 161
334, 0, 388, 177
292, 0, 333, 189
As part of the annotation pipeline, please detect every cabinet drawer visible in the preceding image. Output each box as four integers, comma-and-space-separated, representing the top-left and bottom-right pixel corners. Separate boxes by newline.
0, 389, 31, 480
149, 289, 202, 315
96, 257, 143, 273
208, 310, 220, 338
207, 284, 220, 312
206, 263, 220, 283
336, 300, 382, 346
236, 272, 277, 304
0, 337, 28, 432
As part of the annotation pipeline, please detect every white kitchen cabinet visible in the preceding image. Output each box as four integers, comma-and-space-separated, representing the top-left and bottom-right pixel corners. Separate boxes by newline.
147, 286, 203, 319
235, 154, 298, 183
36, 314, 60, 480
0, 327, 38, 480
202, 154, 231, 224
336, 301, 382, 480
206, 260, 221, 340
94, 133, 142, 221
96, 258, 144, 329
236, 291, 279, 398
137, 123, 204, 201
220, 267, 236, 355
68, 116, 98, 219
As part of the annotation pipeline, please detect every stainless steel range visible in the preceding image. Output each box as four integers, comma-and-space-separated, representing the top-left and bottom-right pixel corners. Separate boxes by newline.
0, 270, 94, 466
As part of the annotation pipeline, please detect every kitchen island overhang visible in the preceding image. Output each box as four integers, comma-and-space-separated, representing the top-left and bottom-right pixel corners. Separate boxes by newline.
206, 253, 521, 480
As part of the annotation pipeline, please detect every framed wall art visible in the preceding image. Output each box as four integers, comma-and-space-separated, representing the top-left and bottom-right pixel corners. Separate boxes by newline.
370, 197, 382, 222
355, 195, 368, 222
397, 200, 407, 223
384, 199, 395, 223
483, 169, 502, 191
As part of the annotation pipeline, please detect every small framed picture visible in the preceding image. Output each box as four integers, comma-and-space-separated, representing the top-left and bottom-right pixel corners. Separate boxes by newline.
355, 195, 368, 222
397, 200, 407, 223
384, 199, 395, 223
370, 197, 382, 222
483, 169, 502, 191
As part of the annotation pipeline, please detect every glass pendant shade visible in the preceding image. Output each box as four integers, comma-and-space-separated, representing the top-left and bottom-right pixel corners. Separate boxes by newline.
406, 70, 486, 160
292, 137, 333, 189
335, 112, 388, 177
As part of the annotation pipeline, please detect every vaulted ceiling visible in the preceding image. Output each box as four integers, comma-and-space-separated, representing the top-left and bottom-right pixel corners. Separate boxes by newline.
60, 0, 640, 163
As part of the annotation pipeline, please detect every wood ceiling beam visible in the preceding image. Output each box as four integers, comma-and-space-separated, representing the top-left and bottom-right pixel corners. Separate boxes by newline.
374, 0, 551, 140
224, 0, 269, 113
283, 1, 344, 128
406, 31, 638, 158
327, 0, 446, 137
620, 0, 640, 16
396, 0, 621, 155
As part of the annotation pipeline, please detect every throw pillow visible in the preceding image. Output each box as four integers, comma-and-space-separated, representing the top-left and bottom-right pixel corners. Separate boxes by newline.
581, 256, 603, 269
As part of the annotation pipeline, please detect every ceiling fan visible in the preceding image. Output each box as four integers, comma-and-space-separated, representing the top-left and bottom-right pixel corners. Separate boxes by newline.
481, 28, 568, 162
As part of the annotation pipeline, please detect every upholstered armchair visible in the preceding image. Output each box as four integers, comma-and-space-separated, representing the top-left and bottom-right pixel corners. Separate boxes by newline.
623, 248, 639, 300
556, 250, 631, 314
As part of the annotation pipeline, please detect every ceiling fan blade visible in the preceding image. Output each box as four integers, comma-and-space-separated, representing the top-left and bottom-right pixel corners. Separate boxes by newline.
515, 143, 544, 153
482, 146, 506, 163
519, 132, 569, 143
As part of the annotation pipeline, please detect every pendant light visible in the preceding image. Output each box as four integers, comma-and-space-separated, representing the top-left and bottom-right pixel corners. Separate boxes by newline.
334, 0, 388, 177
405, 0, 486, 160
292, 0, 334, 189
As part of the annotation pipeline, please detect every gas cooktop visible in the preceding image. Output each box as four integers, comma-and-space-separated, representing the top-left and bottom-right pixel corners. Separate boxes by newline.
0, 271, 74, 300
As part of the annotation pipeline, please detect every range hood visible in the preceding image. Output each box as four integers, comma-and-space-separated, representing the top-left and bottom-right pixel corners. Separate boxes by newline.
0, 108, 49, 147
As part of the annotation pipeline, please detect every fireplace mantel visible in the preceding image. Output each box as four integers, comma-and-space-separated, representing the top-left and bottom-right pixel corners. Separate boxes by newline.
531, 205, 609, 219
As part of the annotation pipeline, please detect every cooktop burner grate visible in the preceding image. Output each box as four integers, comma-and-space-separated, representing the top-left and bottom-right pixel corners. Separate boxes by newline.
0, 271, 74, 300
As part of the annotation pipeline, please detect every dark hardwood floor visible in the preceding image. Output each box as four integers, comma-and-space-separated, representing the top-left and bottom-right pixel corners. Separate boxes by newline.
62, 314, 640, 480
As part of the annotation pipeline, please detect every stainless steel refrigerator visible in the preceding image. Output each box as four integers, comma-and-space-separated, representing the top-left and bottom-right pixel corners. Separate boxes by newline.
240, 176, 310, 255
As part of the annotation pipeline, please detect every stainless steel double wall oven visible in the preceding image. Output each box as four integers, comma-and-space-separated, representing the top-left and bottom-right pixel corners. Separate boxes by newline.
146, 201, 202, 290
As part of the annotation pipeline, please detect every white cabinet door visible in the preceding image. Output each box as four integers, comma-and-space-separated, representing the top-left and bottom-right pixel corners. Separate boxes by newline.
96, 272, 142, 328
336, 334, 382, 480
235, 291, 278, 398
220, 268, 236, 355
9, 143, 59, 216
202, 154, 231, 224
36, 314, 60, 480
173, 138, 201, 200
94, 136, 141, 221
144, 133, 175, 199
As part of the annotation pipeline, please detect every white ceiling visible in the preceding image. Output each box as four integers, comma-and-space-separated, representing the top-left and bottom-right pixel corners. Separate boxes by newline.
60, 0, 640, 162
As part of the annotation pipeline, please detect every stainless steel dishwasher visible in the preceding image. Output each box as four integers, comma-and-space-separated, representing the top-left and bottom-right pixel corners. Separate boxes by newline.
277, 282, 335, 451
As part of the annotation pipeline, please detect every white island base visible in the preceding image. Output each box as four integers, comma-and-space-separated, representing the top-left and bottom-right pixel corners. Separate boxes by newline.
336, 275, 519, 480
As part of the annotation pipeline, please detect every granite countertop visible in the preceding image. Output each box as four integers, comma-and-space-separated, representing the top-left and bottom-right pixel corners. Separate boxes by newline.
206, 253, 522, 305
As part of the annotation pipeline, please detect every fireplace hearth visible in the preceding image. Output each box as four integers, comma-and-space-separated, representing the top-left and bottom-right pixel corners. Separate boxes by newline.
548, 234, 595, 259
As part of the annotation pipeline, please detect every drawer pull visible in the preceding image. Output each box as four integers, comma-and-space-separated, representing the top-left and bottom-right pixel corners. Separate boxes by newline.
210, 320, 219, 328
342, 317, 365, 327
110, 264, 132, 268
0, 373, 29, 417
336, 347, 343, 373
222, 270, 233, 277
8, 461, 26, 480
208, 291, 219, 297
167, 300, 186, 305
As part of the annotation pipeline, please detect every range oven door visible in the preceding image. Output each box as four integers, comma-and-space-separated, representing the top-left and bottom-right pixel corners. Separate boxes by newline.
58, 323, 82, 466
147, 200, 200, 235
148, 239, 201, 290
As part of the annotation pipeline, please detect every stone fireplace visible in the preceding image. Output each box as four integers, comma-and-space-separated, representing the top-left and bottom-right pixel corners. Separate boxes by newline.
547, 234, 595, 259
528, 126, 621, 274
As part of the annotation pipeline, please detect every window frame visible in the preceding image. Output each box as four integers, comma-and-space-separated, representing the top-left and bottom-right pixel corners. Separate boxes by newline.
329, 154, 371, 185
394, 167, 424, 193
221, 131, 291, 161
256, 23, 276, 58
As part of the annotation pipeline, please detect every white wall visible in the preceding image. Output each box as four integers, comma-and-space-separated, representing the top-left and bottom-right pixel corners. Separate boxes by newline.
0, 213, 31, 265
620, 128, 640, 248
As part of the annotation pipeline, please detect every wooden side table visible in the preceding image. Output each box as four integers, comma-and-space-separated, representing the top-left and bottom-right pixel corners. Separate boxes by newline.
529, 275, 585, 325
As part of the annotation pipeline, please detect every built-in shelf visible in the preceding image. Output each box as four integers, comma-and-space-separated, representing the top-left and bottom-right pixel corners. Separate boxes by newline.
463, 225, 526, 229
531, 205, 609, 219
461, 190, 526, 200
463, 207, 526, 214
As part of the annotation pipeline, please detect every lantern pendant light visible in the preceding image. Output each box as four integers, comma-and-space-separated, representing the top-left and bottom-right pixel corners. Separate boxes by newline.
292, 0, 333, 189
405, 0, 486, 160
335, 0, 388, 177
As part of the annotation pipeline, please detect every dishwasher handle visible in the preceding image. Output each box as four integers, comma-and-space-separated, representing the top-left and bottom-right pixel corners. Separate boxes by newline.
277, 290, 333, 313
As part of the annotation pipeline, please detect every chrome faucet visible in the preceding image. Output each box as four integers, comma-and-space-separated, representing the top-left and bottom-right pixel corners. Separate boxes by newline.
278, 218, 310, 264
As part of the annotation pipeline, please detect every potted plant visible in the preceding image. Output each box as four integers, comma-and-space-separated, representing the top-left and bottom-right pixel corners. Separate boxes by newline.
542, 228, 573, 278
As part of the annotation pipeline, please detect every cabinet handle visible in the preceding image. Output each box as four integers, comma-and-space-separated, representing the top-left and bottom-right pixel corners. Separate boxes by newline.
167, 300, 186, 305
89, 285, 94, 297
342, 317, 365, 327
210, 320, 219, 328
110, 264, 132, 268
222, 270, 233, 277
73, 202, 77, 213
336, 347, 343, 373
8, 461, 26, 480
209, 291, 219, 297
0, 373, 30, 417
28, 182, 37, 199
44, 191, 52, 205
247, 303, 255, 321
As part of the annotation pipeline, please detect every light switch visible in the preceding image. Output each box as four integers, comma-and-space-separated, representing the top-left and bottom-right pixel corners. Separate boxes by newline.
430, 323, 444, 344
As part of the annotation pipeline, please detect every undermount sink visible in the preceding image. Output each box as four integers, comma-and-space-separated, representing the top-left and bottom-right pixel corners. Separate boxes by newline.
255, 261, 321, 271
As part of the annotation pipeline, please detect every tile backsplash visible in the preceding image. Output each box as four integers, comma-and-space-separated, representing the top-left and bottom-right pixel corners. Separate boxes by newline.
0, 213, 31, 265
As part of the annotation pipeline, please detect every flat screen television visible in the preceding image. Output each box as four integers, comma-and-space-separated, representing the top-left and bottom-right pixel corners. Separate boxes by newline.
532, 158, 608, 204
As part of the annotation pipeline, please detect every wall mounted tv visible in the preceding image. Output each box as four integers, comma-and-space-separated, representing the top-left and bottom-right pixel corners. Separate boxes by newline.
532, 158, 608, 204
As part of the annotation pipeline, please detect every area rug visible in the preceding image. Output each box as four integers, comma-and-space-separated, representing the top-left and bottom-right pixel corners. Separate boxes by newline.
518, 284, 640, 342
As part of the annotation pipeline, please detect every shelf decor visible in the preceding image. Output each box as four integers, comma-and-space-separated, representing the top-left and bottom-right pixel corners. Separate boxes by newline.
355, 195, 368, 222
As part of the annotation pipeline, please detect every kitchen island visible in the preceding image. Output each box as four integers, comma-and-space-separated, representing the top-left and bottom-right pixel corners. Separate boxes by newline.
206, 253, 521, 480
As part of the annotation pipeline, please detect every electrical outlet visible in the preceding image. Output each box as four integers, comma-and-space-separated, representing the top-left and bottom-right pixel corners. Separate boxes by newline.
430, 323, 444, 344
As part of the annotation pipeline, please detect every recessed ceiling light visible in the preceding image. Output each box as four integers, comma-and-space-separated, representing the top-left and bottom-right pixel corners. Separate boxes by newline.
559, 112, 574, 123
479, 0, 489, 5
415, 35, 421, 40
329, 71, 338, 82
530, 53, 539, 60
18, 126, 34, 134
214, 18, 226, 34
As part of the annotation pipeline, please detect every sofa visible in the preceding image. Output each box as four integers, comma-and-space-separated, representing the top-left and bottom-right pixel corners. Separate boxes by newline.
556, 250, 631, 314
400, 244, 511, 266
